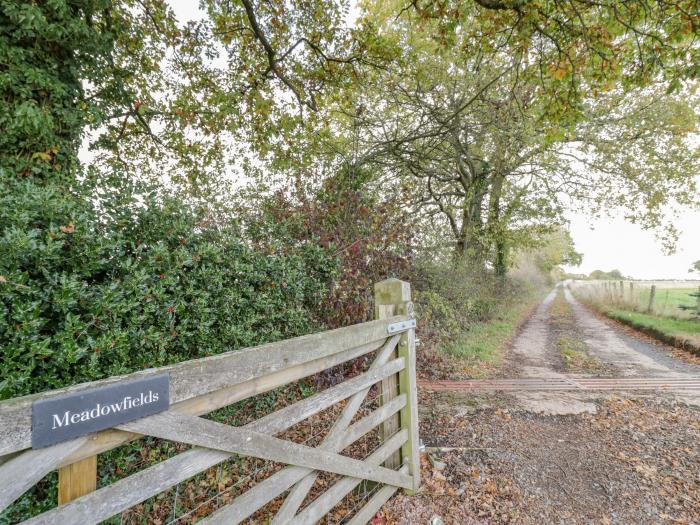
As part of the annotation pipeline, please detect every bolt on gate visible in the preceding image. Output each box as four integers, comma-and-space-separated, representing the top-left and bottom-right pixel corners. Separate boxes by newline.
0, 278, 420, 524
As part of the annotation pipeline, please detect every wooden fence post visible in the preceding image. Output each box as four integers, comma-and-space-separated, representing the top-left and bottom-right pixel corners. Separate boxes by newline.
58, 456, 96, 505
374, 279, 420, 492
647, 285, 656, 314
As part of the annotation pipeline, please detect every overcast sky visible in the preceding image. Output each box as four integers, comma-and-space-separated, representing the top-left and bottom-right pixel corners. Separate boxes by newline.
563, 208, 699, 280
165, 1, 699, 280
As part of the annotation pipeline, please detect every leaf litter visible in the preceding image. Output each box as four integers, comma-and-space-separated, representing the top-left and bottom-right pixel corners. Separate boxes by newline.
378, 394, 700, 525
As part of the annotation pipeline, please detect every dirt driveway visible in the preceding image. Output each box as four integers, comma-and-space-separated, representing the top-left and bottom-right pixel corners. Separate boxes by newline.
380, 286, 700, 525
507, 286, 700, 414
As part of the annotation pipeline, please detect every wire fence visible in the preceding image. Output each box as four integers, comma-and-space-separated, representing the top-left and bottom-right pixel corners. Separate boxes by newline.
569, 280, 700, 320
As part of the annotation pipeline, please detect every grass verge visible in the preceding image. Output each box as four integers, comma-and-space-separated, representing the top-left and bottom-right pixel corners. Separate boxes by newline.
603, 308, 700, 355
435, 288, 546, 378
445, 301, 531, 359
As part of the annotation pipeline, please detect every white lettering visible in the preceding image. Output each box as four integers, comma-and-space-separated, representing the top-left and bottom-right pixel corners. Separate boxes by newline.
44, 384, 165, 441
52, 411, 69, 429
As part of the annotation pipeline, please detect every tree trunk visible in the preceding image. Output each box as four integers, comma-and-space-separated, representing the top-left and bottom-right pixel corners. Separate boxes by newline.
494, 240, 507, 277
454, 177, 488, 266
487, 172, 506, 276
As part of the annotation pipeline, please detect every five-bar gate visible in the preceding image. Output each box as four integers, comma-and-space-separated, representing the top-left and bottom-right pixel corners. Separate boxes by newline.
0, 278, 420, 524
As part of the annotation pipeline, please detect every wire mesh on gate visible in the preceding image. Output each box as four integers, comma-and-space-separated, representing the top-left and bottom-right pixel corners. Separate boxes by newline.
146, 376, 405, 525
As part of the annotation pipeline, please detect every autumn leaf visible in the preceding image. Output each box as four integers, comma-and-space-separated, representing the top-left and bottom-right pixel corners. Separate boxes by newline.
31, 152, 52, 161
59, 223, 75, 234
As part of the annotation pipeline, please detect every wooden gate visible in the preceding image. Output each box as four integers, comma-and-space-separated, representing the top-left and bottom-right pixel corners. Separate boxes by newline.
0, 278, 420, 524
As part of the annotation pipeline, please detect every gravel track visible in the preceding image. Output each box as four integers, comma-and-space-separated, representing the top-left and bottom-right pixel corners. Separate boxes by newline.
508, 285, 700, 412
381, 285, 700, 525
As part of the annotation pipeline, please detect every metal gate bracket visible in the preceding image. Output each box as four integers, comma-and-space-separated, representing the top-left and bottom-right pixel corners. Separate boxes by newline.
387, 319, 416, 334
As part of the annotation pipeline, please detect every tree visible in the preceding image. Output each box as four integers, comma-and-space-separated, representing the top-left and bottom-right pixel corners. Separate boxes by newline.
1, 0, 119, 181
690, 260, 700, 275
1, 0, 388, 190
319, 1, 700, 274
589, 269, 625, 280
532, 228, 583, 274
397, 0, 700, 116
313, 8, 564, 268
89, 0, 394, 195
553, 89, 700, 250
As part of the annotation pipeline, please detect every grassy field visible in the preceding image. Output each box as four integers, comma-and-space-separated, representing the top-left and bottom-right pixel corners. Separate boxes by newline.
570, 280, 700, 354
636, 287, 699, 316
570, 280, 700, 319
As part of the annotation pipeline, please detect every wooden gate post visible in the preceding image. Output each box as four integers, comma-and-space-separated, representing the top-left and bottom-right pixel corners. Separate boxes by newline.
647, 285, 657, 314
374, 279, 421, 492
58, 456, 97, 505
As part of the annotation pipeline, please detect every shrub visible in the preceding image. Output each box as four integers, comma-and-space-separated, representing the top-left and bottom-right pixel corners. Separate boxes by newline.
415, 259, 511, 317
0, 174, 336, 399
246, 171, 414, 328
412, 258, 522, 346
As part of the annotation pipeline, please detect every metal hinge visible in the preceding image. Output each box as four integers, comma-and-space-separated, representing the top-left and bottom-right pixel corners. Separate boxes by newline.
387, 319, 416, 334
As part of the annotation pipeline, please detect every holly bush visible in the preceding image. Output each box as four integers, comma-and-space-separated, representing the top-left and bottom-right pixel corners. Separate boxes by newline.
0, 173, 337, 399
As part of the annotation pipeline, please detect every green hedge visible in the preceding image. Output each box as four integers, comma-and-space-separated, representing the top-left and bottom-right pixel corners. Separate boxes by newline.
0, 174, 337, 399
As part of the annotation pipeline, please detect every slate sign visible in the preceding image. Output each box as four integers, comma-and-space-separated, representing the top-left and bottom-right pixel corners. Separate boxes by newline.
32, 374, 170, 449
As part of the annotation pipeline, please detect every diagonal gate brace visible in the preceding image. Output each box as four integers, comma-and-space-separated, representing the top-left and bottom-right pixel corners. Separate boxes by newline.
120, 411, 413, 490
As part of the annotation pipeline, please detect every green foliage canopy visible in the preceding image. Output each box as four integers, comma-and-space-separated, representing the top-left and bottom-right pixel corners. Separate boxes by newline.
321, 1, 700, 272
1, 0, 115, 180
690, 260, 700, 275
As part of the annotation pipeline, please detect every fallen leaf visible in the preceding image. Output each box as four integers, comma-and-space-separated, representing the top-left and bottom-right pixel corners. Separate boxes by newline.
635, 464, 657, 478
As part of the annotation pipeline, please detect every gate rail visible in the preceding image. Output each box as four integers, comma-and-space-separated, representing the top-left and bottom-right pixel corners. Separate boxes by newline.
0, 278, 420, 524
